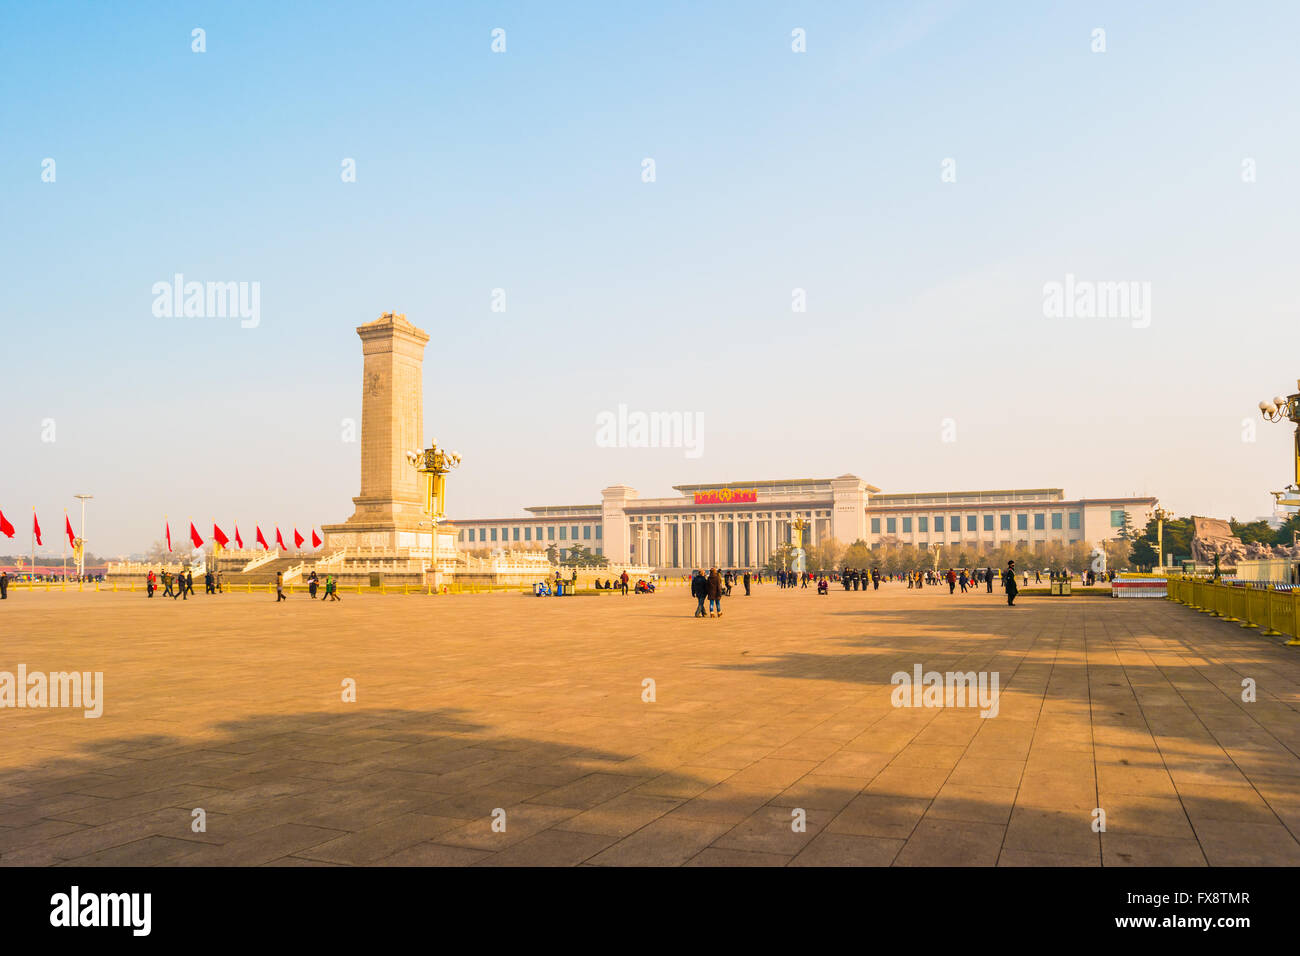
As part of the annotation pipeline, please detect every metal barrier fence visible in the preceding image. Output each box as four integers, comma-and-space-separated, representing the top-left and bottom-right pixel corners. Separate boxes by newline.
1166, 578, 1300, 646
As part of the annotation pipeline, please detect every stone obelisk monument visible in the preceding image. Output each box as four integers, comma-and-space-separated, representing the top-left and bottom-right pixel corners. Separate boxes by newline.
321, 312, 431, 553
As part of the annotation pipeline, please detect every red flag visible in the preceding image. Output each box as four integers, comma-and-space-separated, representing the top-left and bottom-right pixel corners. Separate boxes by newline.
65, 514, 76, 547
311, 529, 322, 548
33, 510, 42, 546
0, 510, 14, 539
275, 526, 287, 552
234, 522, 244, 549
189, 522, 203, 549
213, 523, 229, 548
255, 525, 268, 550
293, 528, 305, 549
165, 519, 171, 552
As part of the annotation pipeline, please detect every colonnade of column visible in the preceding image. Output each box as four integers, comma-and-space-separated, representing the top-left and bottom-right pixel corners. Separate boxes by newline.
626, 511, 823, 570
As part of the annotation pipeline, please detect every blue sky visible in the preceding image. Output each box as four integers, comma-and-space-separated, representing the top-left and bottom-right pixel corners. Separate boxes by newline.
3, 0, 1298, 555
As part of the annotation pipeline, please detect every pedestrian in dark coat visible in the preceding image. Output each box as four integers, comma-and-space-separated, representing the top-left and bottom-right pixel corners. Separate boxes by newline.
706, 568, 723, 617
1003, 561, 1019, 606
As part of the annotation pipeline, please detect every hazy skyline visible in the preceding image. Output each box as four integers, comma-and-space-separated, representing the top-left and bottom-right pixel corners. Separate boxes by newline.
3, 1, 1298, 556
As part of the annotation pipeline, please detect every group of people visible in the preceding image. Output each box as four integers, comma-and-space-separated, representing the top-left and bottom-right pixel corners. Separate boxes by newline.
296, 571, 340, 601
839, 568, 881, 590
593, 571, 628, 594
689, 566, 742, 617
146, 568, 199, 599
681, 560, 1028, 609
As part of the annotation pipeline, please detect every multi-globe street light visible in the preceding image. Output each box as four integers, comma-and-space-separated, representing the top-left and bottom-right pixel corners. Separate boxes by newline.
1258, 381, 1300, 508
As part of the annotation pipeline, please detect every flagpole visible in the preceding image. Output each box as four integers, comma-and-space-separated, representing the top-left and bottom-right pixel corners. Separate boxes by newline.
31, 507, 35, 583
62, 507, 67, 583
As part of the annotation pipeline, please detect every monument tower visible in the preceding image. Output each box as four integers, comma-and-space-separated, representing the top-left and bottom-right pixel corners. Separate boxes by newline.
321, 312, 432, 553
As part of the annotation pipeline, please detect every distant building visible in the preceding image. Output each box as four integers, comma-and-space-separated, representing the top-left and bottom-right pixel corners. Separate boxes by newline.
451, 476, 1157, 569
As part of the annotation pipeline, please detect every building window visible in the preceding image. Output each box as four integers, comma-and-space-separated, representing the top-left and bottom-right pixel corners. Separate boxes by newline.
918, 516, 928, 532
935, 516, 945, 532
524, 527, 532, 541
1111, 510, 1126, 527
1000, 514, 1011, 531
596, 526, 602, 539
871, 518, 881, 534
886, 518, 896, 533
479, 528, 486, 542
1017, 514, 1028, 531
967, 515, 977, 532
902, 517, 912, 533
1051, 513, 1062, 530
983, 514, 993, 531
583, 525, 591, 540
559, 527, 567, 540
1069, 512, 1081, 530
1034, 514, 1045, 530
501, 528, 508, 541
547, 527, 554, 541
490, 528, 497, 542
571, 525, 579, 540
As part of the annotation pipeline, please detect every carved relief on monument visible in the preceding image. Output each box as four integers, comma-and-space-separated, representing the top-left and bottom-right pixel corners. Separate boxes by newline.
1189, 515, 1300, 566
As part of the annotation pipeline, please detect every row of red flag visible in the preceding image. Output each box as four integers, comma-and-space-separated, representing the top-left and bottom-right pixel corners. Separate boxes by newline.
0, 508, 73, 547
169, 520, 322, 553
0, 508, 322, 553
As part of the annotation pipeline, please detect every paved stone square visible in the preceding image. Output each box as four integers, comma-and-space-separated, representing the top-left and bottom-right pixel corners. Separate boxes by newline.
1, 584, 1298, 866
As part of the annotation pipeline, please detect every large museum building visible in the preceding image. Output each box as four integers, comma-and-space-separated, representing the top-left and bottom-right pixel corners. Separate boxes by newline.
450, 475, 1157, 570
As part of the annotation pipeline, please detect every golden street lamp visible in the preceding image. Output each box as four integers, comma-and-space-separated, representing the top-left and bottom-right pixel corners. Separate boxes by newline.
405, 441, 462, 582
1259, 382, 1300, 507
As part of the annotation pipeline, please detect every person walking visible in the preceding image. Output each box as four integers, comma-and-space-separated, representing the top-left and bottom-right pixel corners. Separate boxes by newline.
146, 570, 156, 598
691, 570, 707, 617
1004, 560, 1019, 606
308, 571, 319, 599
985, 566, 994, 593
0, 570, 8, 600
162, 571, 174, 598
620, 570, 629, 596
275, 571, 287, 602
325, 575, 341, 601
205, 570, 215, 594
743, 570, 751, 596
185, 570, 195, 597
706, 566, 723, 618
947, 568, 957, 594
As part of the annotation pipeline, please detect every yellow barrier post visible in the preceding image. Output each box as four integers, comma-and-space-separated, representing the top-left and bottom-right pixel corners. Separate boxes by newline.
1242, 589, 1260, 628
1289, 589, 1300, 647
1263, 589, 1282, 636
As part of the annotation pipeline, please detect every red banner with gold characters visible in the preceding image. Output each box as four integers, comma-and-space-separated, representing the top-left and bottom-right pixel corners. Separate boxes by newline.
693, 489, 757, 505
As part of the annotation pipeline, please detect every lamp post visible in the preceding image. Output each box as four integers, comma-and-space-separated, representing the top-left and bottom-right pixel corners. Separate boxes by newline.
74, 494, 92, 579
405, 440, 462, 588
1259, 382, 1300, 506
1152, 506, 1170, 570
